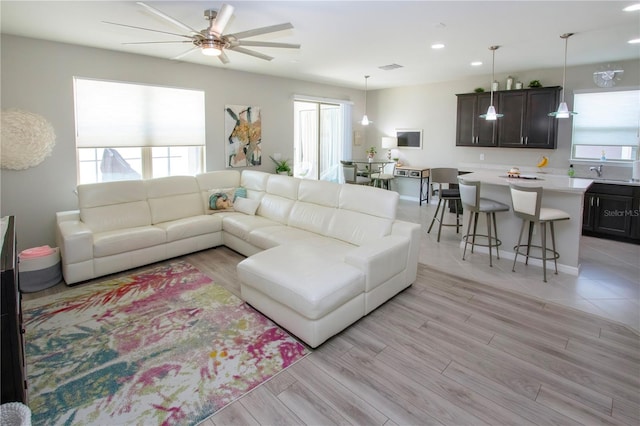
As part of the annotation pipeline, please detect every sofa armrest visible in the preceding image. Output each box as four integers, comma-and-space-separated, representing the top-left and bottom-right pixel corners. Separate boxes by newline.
345, 235, 409, 292
56, 210, 80, 223
56, 214, 93, 264
390, 220, 421, 284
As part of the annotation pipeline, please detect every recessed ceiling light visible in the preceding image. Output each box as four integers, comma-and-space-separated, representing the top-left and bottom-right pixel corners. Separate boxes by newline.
623, 3, 640, 11
471, 61, 483, 66
431, 43, 445, 49
628, 38, 640, 44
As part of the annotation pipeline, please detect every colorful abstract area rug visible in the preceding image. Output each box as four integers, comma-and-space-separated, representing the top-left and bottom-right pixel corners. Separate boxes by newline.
22, 261, 308, 425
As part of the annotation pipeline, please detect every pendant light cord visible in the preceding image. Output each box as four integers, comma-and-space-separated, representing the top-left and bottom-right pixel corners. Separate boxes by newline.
364, 75, 369, 114
489, 46, 499, 104
560, 33, 574, 103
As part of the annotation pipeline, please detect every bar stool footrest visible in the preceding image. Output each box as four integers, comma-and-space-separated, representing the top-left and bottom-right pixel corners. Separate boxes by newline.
462, 234, 502, 248
513, 244, 560, 261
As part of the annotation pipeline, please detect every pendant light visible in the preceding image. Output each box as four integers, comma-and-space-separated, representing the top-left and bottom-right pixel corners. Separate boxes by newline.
361, 75, 371, 125
549, 33, 577, 118
480, 46, 503, 121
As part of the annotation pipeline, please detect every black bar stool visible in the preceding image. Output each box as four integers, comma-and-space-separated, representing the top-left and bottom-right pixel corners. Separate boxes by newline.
509, 184, 570, 282
427, 168, 461, 242
458, 179, 510, 267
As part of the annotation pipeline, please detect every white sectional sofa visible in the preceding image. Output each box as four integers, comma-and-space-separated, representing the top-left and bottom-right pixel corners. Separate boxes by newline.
56, 170, 421, 347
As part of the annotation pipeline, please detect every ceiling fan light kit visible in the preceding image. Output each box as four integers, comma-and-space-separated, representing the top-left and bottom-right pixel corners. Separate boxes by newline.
549, 33, 577, 118
479, 45, 503, 121
200, 40, 222, 56
108, 2, 300, 65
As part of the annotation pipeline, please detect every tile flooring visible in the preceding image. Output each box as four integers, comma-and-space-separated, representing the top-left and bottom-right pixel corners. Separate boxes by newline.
396, 197, 640, 332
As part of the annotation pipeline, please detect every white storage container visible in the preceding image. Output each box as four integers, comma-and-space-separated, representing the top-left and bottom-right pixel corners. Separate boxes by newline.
19, 246, 62, 292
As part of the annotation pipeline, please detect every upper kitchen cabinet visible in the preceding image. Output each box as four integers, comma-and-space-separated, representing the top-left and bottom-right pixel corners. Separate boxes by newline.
497, 87, 561, 149
455, 93, 498, 147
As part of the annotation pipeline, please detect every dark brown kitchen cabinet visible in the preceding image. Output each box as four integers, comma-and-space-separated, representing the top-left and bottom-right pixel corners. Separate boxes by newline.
497, 87, 561, 149
582, 183, 640, 244
455, 93, 498, 147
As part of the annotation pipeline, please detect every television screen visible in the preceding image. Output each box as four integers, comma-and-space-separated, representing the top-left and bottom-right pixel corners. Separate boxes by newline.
396, 129, 422, 149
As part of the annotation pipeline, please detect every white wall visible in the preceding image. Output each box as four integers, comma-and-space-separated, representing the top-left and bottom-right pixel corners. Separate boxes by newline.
0, 35, 364, 250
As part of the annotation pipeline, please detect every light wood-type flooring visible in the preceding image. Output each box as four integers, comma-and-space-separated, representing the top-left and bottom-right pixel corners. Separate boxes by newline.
28, 245, 639, 425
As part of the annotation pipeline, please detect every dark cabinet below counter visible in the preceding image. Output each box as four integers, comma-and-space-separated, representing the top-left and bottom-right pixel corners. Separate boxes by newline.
582, 183, 640, 244
456, 87, 561, 149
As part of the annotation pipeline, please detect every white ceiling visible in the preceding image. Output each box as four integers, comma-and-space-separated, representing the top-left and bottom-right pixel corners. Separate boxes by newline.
1, 1, 639, 90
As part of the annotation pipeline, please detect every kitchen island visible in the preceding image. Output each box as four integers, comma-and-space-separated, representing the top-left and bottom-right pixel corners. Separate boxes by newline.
458, 170, 593, 275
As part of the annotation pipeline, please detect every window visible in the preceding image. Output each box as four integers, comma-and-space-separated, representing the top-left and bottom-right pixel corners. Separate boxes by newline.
293, 96, 352, 181
571, 89, 640, 162
73, 78, 205, 183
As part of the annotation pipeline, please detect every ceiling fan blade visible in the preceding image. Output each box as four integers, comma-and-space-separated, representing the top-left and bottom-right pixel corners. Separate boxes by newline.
227, 23, 293, 40
123, 41, 193, 45
136, 2, 199, 36
218, 51, 230, 64
230, 46, 273, 61
210, 4, 234, 36
237, 41, 300, 49
103, 21, 194, 40
172, 47, 200, 60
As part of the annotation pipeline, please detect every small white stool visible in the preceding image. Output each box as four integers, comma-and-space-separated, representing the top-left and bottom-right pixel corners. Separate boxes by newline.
509, 184, 570, 282
458, 179, 510, 267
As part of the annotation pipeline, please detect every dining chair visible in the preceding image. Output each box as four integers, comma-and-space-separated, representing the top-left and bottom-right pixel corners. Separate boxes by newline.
427, 168, 461, 242
370, 162, 396, 190
342, 163, 371, 185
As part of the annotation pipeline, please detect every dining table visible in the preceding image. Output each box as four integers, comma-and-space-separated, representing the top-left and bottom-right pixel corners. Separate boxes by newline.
343, 159, 393, 177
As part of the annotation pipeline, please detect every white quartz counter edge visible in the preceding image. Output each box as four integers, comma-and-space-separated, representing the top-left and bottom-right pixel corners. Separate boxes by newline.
460, 171, 593, 194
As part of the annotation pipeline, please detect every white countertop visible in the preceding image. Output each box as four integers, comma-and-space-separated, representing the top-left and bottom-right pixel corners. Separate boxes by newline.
460, 170, 594, 194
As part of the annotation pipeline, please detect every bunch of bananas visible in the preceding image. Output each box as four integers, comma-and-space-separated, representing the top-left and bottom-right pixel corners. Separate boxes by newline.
537, 156, 549, 169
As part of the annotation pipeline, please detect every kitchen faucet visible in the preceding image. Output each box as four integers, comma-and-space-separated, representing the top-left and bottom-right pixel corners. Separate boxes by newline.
589, 164, 603, 177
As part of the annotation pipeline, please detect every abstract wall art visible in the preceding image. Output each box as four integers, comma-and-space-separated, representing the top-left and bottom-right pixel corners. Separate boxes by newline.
225, 105, 262, 168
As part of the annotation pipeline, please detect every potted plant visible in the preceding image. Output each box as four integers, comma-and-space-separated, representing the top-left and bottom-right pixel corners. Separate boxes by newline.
367, 146, 377, 161
269, 155, 292, 175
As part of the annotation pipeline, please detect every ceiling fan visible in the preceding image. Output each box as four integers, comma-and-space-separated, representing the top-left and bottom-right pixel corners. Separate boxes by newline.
103, 2, 300, 64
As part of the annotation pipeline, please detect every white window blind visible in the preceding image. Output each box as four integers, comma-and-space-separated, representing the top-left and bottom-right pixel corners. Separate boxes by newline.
572, 90, 640, 146
74, 78, 205, 148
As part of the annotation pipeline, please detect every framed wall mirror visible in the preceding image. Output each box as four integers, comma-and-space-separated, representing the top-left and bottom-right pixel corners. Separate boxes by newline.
396, 129, 422, 149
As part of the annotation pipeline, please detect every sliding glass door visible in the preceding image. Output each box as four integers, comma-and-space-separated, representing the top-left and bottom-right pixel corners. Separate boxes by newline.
293, 99, 351, 181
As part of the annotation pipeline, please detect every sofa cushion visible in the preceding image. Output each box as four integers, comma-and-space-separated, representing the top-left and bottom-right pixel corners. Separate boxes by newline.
241, 170, 269, 192
339, 183, 398, 220
288, 202, 335, 236
238, 241, 364, 320
82, 200, 153, 234
328, 209, 393, 247
222, 214, 280, 241
154, 215, 222, 243
78, 180, 152, 233
145, 176, 204, 224
234, 197, 260, 215
297, 179, 340, 207
257, 194, 296, 225
196, 170, 242, 212
247, 225, 323, 250
325, 184, 398, 246
93, 226, 166, 258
